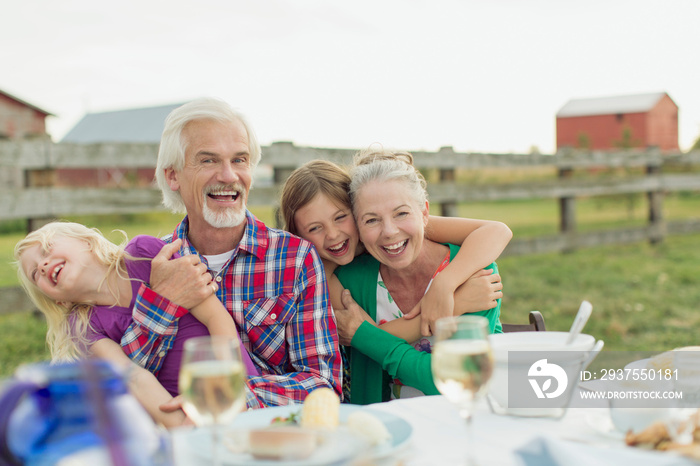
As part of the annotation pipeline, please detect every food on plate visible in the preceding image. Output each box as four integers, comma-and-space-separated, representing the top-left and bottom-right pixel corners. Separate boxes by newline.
347, 411, 392, 446
300, 387, 340, 429
270, 411, 300, 426
625, 409, 700, 460
228, 389, 397, 461
248, 426, 317, 460
646, 346, 700, 371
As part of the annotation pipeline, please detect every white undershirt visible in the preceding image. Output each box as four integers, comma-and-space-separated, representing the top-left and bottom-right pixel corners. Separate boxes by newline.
203, 250, 235, 273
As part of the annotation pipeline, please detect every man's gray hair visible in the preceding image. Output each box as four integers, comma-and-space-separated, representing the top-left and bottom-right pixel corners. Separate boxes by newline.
155, 97, 261, 213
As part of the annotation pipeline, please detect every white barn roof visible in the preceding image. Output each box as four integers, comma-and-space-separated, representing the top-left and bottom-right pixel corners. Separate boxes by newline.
556, 92, 669, 118
61, 102, 185, 143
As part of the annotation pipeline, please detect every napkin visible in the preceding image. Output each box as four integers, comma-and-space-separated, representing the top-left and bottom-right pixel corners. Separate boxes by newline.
515, 435, 697, 466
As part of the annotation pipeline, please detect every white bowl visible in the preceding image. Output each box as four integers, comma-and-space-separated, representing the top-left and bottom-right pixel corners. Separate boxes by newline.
489, 331, 596, 357
487, 332, 598, 417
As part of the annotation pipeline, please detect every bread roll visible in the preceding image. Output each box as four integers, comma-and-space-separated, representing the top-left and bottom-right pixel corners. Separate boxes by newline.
301, 387, 340, 429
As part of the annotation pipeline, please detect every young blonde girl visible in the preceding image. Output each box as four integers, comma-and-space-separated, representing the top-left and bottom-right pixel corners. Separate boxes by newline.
15, 222, 256, 427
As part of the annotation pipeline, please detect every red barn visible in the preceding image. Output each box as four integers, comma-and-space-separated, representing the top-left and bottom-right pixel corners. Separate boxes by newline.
0, 89, 53, 139
556, 92, 678, 152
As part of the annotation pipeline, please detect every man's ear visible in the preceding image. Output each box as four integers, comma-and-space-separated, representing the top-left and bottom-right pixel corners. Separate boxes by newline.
164, 168, 180, 192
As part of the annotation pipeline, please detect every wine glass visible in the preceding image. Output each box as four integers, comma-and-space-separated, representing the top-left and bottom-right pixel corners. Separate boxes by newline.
179, 335, 247, 466
432, 316, 494, 465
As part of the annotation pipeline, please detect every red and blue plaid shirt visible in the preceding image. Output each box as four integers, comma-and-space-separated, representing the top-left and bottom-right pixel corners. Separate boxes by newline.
120, 211, 342, 408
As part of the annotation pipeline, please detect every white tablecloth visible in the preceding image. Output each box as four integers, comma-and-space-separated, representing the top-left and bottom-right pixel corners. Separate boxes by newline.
172, 394, 696, 465
366, 395, 694, 466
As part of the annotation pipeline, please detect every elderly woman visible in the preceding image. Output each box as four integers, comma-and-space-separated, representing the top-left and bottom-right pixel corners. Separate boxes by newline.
333, 149, 502, 404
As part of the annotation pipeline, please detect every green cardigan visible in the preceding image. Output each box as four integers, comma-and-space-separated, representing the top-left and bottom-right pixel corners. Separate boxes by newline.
335, 243, 502, 405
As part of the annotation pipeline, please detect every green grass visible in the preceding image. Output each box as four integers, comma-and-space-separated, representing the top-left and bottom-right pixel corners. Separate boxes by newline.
0, 312, 49, 376
497, 232, 700, 352
1, 197, 699, 377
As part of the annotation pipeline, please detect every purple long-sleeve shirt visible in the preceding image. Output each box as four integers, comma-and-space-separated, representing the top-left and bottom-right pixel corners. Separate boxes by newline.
86, 235, 258, 396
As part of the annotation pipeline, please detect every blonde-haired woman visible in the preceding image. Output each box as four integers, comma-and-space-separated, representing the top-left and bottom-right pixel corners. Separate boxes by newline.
333, 149, 502, 402
281, 156, 508, 403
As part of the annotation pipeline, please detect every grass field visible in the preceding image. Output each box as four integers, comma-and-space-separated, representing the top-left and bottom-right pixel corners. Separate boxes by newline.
1, 195, 699, 376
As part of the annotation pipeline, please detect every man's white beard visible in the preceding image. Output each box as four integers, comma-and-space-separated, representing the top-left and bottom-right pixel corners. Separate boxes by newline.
203, 200, 247, 228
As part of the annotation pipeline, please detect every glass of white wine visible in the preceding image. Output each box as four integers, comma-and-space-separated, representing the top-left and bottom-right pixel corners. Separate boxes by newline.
179, 335, 247, 466
432, 315, 493, 466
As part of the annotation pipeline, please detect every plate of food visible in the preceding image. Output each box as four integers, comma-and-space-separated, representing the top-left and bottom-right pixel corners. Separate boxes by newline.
181, 388, 412, 465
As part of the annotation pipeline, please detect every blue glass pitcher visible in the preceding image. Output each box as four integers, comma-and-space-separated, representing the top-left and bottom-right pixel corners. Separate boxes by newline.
0, 360, 172, 466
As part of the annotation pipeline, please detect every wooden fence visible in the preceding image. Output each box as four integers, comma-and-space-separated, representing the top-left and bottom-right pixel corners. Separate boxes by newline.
2, 139, 700, 313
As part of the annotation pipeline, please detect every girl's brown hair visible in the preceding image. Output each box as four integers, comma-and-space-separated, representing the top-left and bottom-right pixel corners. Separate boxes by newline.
280, 159, 352, 236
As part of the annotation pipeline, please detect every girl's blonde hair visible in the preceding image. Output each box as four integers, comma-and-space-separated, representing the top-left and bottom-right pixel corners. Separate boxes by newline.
349, 147, 428, 216
279, 159, 352, 237
13, 222, 129, 362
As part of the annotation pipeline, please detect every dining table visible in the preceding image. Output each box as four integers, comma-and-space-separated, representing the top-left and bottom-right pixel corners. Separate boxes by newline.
171, 386, 699, 466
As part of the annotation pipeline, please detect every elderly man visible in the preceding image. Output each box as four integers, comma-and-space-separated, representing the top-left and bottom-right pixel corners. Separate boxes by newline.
120, 98, 342, 409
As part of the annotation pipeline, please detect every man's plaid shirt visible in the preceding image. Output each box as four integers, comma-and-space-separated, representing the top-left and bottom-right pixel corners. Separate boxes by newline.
120, 211, 342, 408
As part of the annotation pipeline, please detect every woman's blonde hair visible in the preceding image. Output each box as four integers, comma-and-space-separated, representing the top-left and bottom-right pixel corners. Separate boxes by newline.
14, 222, 129, 362
349, 147, 428, 215
279, 159, 352, 236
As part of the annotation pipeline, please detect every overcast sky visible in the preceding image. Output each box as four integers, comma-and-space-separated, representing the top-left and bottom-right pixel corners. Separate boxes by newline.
3, 0, 699, 153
